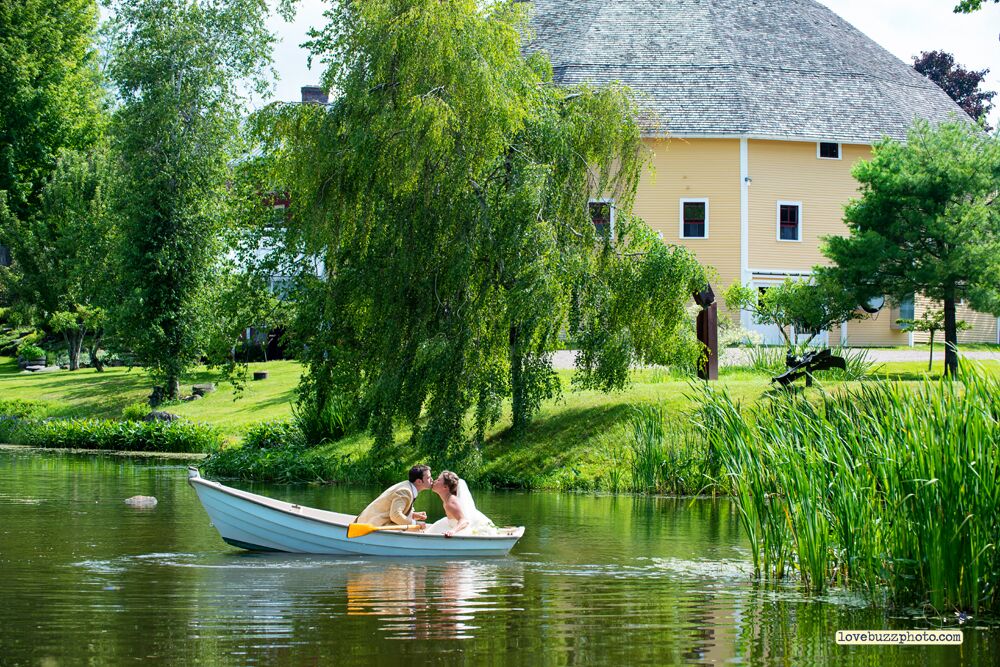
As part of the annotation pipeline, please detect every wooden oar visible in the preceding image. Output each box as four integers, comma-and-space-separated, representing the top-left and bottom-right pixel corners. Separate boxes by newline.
347, 522, 423, 539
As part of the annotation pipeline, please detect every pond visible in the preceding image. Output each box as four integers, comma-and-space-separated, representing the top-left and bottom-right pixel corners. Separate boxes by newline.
0, 448, 994, 666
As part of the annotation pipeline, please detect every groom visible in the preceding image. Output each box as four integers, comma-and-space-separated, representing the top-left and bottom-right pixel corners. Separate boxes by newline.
355, 465, 432, 527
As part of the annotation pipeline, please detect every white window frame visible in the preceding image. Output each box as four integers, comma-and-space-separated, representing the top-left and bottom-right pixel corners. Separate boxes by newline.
588, 199, 615, 241
679, 198, 709, 239
817, 142, 842, 160
776, 201, 803, 243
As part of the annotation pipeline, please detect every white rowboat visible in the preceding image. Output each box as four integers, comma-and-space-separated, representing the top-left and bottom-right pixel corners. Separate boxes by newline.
187, 467, 525, 557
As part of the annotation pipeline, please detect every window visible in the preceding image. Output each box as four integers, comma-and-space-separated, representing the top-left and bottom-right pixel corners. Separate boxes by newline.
0, 244, 10, 267
818, 142, 841, 160
777, 202, 802, 241
680, 199, 708, 239
898, 294, 915, 321
589, 201, 614, 240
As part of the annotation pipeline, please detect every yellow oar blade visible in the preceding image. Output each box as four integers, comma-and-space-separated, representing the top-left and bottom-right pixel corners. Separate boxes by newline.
347, 523, 415, 539
347, 523, 377, 538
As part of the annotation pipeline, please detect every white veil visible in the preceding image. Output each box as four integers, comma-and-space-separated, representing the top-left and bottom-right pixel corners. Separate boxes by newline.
456, 479, 494, 532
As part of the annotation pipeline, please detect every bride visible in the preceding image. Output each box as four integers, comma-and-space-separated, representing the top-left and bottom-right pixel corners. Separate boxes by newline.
425, 471, 498, 537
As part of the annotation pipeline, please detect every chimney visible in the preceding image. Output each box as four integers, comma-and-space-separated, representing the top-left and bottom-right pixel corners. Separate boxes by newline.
300, 85, 329, 104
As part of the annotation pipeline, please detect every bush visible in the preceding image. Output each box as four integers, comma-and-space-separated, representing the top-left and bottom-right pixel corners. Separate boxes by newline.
17, 342, 45, 360
7, 418, 222, 453
242, 419, 306, 450
121, 402, 149, 421
293, 395, 348, 445
0, 398, 51, 419
201, 443, 332, 483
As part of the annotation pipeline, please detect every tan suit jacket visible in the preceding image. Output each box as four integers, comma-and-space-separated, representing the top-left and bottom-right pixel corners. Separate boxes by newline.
356, 481, 415, 527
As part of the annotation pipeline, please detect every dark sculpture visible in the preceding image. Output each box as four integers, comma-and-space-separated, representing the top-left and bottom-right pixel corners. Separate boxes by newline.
772, 348, 846, 387
693, 284, 718, 381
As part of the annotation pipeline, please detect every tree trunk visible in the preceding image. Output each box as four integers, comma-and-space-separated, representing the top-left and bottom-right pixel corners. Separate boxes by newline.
928, 331, 934, 372
943, 291, 958, 378
165, 375, 180, 400
509, 325, 528, 432
63, 329, 84, 371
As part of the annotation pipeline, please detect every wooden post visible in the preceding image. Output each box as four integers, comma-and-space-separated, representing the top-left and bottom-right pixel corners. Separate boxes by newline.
697, 302, 719, 381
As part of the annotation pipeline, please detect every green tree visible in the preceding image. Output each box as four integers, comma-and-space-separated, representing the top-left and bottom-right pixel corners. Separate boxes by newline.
0, 149, 116, 370
896, 308, 970, 371
723, 276, 863, 350
257, 0, 704, 466
954, 0, 998, 11
105, 0, 276, 399
820, 120, 1000, 377
0, 0, 105, 220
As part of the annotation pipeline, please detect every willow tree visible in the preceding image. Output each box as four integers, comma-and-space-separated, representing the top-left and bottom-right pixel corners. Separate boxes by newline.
258, 0, 704, 465
105, 0, 276, 399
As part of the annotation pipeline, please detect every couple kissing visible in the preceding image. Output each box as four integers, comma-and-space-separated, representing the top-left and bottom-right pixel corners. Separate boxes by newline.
356, 465, 497, 538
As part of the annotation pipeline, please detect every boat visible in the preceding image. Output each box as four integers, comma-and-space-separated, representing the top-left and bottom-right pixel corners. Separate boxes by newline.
187, 467, 525, 557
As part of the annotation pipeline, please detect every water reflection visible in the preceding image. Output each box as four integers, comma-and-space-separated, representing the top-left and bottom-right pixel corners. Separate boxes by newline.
2, 449, 996, 667
345, 560, 516, 639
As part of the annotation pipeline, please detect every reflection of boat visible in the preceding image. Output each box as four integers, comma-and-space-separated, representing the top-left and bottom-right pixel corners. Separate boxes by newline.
187, 468, 525, 556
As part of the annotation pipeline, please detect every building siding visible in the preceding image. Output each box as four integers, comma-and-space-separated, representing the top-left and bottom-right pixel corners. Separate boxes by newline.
913, 295, 999, 345
633, 138, 742, 292
747, 140, 870, 271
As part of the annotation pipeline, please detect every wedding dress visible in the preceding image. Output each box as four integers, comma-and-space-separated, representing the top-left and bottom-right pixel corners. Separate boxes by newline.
426, 479, 499, 536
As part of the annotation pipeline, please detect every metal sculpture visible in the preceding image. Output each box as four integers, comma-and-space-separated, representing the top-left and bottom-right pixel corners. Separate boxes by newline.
772, 348, 846, 387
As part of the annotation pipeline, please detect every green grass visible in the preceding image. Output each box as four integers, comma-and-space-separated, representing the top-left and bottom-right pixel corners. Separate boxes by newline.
0, 357, 299, 438
3, 354, 999, 493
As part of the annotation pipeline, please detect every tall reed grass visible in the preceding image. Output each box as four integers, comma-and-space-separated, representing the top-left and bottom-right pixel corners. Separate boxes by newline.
693, 362, 1000, 614
624, 404, 714, 495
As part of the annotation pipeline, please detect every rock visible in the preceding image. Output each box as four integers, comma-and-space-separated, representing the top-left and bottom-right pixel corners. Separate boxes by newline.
142, 411, 179, 422
252, 371, 269, 381
192, 383, 216, 397
24, 365, 46, 372
124, 495, 157, 508
181, 394, 202, 402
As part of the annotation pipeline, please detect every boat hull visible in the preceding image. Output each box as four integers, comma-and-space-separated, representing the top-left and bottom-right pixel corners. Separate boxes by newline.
187, 468, 524, 557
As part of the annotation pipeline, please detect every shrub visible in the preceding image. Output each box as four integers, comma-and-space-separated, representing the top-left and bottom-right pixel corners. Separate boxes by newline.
201, 443, 331, 483
17, 342, 45, 360
293, 395, 348, 445
8, 418, 222, 453
242, 419, 306, 450
0, 399, 51, 419
121, 402, 149, 421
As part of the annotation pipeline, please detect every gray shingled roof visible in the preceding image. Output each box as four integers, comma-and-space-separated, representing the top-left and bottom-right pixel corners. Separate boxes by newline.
524, 0, 968, 143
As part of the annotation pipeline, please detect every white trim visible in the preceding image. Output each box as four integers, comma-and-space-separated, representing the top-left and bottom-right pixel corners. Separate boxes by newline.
816, 142, 842, 160
840, 321, 848, 346
909, 329, 915, 347
679, 198, 709, 239
776, 201, 803, 242
645, 132, 873, 145
740, 137, 751, 329
588, 198, 616, 241
749, 268, 813, 276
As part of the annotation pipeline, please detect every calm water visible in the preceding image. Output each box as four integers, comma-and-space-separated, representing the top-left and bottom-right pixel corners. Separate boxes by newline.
0, 448, 994, 666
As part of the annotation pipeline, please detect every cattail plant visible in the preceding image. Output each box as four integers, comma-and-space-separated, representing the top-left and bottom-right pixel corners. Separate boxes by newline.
693, 362, 1000, 613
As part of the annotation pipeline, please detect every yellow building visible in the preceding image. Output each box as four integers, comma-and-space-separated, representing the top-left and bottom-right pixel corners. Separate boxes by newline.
528, 0, 999, 345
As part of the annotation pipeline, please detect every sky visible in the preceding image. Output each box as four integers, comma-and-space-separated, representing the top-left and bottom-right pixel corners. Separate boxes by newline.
260, 0, 1000, 125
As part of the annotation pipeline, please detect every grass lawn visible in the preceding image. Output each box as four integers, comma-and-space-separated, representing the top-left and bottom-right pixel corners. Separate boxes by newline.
0, 356, 299, 438
4, 354, 997, 489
